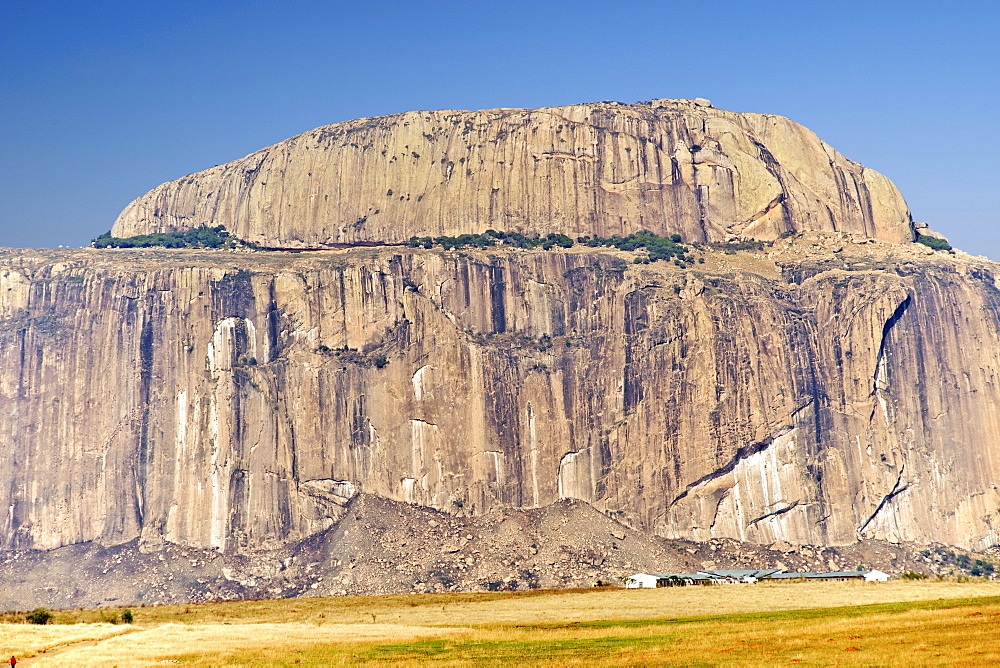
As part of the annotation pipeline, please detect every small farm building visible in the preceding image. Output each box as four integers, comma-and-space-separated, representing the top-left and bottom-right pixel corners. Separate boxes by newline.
699, 569, 782, 583
768, 570, 890, 582
624, 573, 707, 588
625, 569, 890, 587
625, 568, 781, 587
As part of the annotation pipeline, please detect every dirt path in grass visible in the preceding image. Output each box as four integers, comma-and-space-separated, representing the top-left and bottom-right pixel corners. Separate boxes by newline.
23, 623, 467, 667
0, 624, 138, 665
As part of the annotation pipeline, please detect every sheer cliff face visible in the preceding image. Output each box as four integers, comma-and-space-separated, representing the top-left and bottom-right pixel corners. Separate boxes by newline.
111, 99, 913, 247
3, 238, 999, 553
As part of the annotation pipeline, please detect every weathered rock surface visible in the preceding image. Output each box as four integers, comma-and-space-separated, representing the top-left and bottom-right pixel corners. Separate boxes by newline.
0, 493, 969, 610
2, 235, 999, 571
2, 99, 997, 609
111, 99, 914, 247
0, 496, 686, 609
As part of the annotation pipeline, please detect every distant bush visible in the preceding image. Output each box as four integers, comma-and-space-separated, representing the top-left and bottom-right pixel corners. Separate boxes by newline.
317, 345, 389, 369
579, 230, 691, 263
915, 234, 952, 251
122, 609, 134, 624
92, 225, 257, 250
25, 607, 52, 624
407, 230, 574, 251
703, 238, 770, 253
970, 558, 994, 577
919, 546, 996, 577
407, 229, 698, 266
100, 610, 121, 624
901, 571, 929, 580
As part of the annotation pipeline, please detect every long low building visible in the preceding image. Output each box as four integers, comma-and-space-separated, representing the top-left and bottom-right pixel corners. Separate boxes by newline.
768, 570, 890, 582
624, 569, 890, 587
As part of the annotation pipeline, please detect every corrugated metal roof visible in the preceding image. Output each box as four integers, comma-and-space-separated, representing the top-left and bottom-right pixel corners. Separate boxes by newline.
636, 569, 884, 582
769, 571, 865, 579
699, 569, 782, 578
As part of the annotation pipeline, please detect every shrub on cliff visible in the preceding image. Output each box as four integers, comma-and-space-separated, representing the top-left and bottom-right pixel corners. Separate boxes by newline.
915, 234, 952, 251
702, 238, 769, 253
407, 231, 574, 251
407, 229, 695, 264
92, 225, 257, 250
317, 345, 390, 369
579, 230, 690, 263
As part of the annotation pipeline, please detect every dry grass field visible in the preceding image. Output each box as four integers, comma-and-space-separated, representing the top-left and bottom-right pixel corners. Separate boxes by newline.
5, 580, 1000, 665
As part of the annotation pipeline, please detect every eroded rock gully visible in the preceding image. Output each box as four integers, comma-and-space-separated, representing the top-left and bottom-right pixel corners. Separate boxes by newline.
4, 97, 996, 609
2, 236, 999, 582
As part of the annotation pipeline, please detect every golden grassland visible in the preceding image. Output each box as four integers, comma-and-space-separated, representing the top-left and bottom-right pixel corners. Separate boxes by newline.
5, 580, 1000, 665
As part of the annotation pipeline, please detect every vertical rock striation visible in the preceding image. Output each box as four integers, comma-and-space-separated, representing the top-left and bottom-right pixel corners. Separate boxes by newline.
2, 238, 999, 554
111, 100, 913, 247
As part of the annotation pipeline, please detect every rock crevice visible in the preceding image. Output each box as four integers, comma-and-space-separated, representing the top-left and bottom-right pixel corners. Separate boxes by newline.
111, 100, 914, 248
2, 239, 998, 553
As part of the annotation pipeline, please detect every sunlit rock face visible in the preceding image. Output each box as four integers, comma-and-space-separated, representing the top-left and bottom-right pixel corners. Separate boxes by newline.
2, 236, 999, 554
1, 100, 991, 565
111, 99, 913, 248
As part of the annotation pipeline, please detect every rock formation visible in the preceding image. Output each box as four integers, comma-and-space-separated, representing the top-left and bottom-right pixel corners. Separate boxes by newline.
2, 100, 998, 608
0, 493, 955, 610
2, 234, 999, 560
111, 100, 913, 247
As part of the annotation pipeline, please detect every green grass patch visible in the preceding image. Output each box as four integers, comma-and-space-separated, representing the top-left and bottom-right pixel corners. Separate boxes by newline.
162, 594, 1000, 666
485, 593, 1000, 631
356, 635, 668, 663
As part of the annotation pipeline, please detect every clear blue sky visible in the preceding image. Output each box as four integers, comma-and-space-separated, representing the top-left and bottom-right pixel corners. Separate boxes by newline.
2, 0, 998, 257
